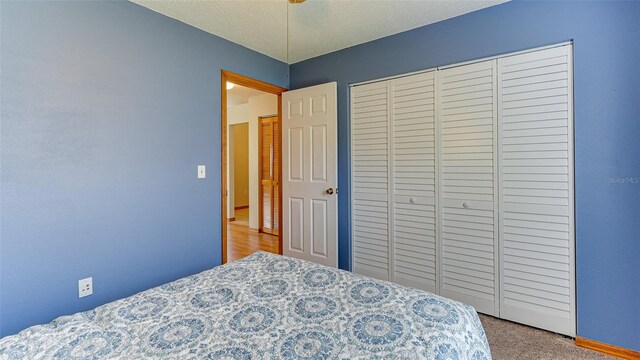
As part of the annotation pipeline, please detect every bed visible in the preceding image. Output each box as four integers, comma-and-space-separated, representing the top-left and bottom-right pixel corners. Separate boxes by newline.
0, 251, 491, 359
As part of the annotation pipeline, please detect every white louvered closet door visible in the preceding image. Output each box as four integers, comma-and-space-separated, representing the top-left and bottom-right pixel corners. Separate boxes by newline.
498, 45, 575, 336
389, 72, 437, 292
351, 81, 390, 281
437, 60, 499, 316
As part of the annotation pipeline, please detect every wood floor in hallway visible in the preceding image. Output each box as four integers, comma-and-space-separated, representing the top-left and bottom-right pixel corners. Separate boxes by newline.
226, 208, 279, 262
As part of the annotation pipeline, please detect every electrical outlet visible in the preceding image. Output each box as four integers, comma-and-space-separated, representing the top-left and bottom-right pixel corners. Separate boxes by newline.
78, 277, 93, 298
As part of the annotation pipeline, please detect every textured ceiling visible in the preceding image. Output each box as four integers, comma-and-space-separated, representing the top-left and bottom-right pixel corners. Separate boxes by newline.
131, 0, 508, 64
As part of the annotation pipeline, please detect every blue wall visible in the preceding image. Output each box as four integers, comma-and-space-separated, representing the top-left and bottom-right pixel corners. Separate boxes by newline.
0, 1, 288, 337
290, 0, 639, 351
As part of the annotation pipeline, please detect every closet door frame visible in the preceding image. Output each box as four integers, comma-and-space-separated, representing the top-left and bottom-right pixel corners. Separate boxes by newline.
349, 43, 574, 335
567, 44, 576, 336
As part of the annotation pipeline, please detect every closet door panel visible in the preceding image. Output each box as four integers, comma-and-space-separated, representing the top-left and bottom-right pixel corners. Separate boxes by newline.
438, 60, 499, 315
351, 82, 390, 281
390, 72, 437, 292
498, 45, 575, 336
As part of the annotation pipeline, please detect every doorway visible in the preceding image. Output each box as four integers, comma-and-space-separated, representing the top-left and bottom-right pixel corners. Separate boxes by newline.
221, 70, 287, 264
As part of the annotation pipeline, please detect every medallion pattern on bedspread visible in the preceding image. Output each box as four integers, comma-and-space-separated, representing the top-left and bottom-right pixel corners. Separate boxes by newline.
292, 295, 339, 322
0, 251, 491, 359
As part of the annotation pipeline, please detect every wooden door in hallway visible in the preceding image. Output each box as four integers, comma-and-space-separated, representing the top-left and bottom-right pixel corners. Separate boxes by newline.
259, 115, 280, 235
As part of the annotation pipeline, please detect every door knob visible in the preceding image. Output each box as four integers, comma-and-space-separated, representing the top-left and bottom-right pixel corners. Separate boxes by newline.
325, 188, 335, 195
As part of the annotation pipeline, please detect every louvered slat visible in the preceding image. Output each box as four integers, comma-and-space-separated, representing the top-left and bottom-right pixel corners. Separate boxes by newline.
438, 60, 499, 316
498, 45, 575, 336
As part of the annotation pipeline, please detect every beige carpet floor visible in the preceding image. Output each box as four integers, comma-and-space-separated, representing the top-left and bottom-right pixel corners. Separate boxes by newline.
479, 315, 616, 360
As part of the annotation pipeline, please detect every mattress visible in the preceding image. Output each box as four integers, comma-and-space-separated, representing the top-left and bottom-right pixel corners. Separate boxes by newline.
0, 251, 491, 359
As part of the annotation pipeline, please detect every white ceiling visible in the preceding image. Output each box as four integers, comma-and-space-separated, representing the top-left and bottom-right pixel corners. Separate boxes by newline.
131, 0, 508, 64
227, 83, 267, 106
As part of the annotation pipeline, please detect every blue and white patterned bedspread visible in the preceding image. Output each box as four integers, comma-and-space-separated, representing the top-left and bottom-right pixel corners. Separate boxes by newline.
0, 251, 491, 359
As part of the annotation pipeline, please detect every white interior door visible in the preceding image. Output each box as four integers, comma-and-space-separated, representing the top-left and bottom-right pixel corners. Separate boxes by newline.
282, 82, 338, 267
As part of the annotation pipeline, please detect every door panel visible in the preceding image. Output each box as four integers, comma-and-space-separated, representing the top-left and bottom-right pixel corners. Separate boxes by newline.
261, 184, 272, 229
437, 60, 499, 316
282, 82, 338, 267
498, 45, 575, 336
351, 81, 389, 280
289, 197, 304, 252
310, 125, 327, 182
288, 127, 304, 181
390, 72, 437, 293
311, 199, 328, 256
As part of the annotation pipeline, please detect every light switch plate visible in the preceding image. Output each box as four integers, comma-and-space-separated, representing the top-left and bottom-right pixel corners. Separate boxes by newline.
78, 277, 93, 298
197, 165, 206, 179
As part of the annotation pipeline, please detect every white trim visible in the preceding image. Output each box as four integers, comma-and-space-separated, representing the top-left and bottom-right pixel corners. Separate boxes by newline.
567, 44, 576, 337
349, 86, 355, 272
346, 86, 352, 271
386, 83, 395, 282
